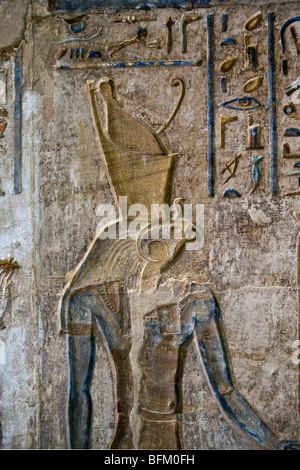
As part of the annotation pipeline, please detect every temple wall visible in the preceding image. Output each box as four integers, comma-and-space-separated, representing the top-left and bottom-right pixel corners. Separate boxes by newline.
0, 0, 299, 449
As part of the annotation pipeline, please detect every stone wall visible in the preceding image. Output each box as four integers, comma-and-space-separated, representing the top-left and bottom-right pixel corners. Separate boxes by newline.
0, 0, 299, 449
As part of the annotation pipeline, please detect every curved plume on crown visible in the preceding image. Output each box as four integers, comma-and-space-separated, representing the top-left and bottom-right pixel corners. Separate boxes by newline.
87, 77, 183, 218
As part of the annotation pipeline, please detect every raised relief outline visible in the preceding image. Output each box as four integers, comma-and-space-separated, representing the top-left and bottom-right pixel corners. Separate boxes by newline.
0, 256, 20, 330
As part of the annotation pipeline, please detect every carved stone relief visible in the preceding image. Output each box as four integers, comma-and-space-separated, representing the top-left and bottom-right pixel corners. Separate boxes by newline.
50, 0, 300, 450
0, 0, 300, 451
0, 256, 20, 330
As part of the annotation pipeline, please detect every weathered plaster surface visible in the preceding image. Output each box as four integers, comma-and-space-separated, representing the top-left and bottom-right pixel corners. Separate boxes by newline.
0, 0, 299, 449
0, 1, 29, 52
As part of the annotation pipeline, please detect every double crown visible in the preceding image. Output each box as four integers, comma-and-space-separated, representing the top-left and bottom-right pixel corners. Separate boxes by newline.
87, 77, 182, 219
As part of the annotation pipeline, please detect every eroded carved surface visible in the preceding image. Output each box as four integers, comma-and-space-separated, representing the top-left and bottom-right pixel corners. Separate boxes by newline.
0, 256, 20, 329
1, 0, 300, 451
57, 76, 298, 450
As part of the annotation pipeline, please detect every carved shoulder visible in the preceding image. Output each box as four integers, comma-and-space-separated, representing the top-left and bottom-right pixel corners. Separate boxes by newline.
179, 283, 220, 327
